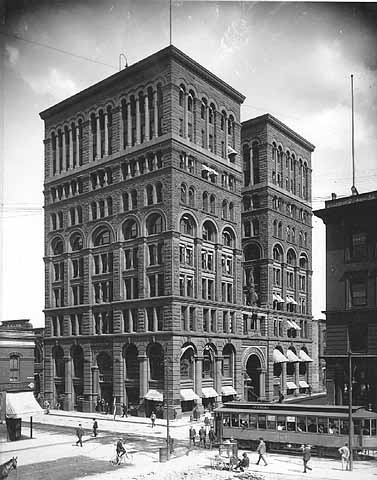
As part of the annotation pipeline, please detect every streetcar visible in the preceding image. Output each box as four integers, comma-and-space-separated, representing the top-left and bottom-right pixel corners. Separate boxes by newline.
214, 402, 377, 457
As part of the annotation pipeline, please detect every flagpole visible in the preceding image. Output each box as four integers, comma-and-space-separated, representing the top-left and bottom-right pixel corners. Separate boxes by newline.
169, 0, 172, 45
351, 74, 355, 189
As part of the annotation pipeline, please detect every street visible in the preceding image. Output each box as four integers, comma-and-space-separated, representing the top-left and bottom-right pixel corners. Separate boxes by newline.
1, 411, 376, 480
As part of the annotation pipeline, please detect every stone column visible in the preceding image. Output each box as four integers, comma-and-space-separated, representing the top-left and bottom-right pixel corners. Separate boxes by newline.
104, 112, 109, 156
195, 356, 204, 413
64, 356, 73, 410
259, 370, 266, 401
294, 362, 300, 395
76, 126, 80, 167
127, 102, 132, 146
92, 365, 99, 399
69, 128, 74, 169
214, 355, 223, 402
88, 120, 93, 162
136, 97, 141, 145
96, 115, 101, 159
62, 129, 67, 170
281, 362, 287, 395
138, 354, 148, 400
144, 94, 150, 141
153, 90, 158, 138
119, 104, 125, 150
206, 106, 209, 149
250, 146, 254, 185
184, 92, 188, 138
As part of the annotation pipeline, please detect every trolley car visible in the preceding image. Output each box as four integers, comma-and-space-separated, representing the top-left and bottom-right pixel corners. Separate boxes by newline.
214, 402, 377, 457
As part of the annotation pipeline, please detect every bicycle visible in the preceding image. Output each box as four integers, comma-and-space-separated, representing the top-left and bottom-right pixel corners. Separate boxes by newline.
110, 451, 134, 466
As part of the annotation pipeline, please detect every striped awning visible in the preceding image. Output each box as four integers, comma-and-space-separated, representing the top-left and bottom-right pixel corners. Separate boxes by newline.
180, 389, 199, 401
6, 392, 43, 419
299, 350, 313, 362
273, 349, 288, 363
286, 349, 300, 362
144, 389, 163, 402
202, 387, 219, 398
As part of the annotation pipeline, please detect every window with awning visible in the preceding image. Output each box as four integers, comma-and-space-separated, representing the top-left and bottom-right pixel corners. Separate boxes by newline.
180, 389, 199, 401
299, 350, 313, 362
201, 387, 219, 398
286, 381, 297, 390
286, 349, 300, 362
287, 319, 301, 330
221, 386, 237, 396
299, 380, 309, 388
144, 389, 163, 402
273, 349, 288, 363
273, 293, 285, 303
6, 392, 43, 419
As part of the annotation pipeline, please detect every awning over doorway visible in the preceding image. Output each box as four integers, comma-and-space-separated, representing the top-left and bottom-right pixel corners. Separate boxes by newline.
299, 350, 313, 362
299, 380, 310, 388
6, 391, 43, 419
202, 387, 219, 398
286, 349, 300, 362
144, 389, 163, 402
221, 386, 237, 396
286, 382, 297, 390
180, 389, 199, 401
273, 349, 288, 363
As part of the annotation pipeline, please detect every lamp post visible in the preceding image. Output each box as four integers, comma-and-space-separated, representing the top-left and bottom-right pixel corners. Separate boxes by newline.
164, 355, 171, 461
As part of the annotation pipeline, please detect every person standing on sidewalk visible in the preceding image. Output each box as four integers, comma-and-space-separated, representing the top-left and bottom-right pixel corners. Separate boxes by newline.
121, 402, 128, 418
92, 419, 98, 437
199, 425, 206, 448
302, 444, 312, 473
256, 437, 268, 466
208, 426, 217, 450
75, 424, 84, 447
189, 426, 196, 448
338, 443, 350, 471
150, 411, 156, 428
44, 400, 50, 414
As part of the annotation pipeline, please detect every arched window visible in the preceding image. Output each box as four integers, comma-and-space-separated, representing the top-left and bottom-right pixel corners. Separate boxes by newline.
202, 345, 215, 379
243, 196, 251, 211
181, 183, 187, 204
287, 249, 297, 266
122, 192, 129, 211
91, 202, 97, 220
106, 197, 113, 216
70, 233, 83, 251
203, 221, 216, 242
222, 200, 228, 219
188, 187, 195, 207
273, 220, 278, 237
273, 245, 283, 262
180, 215, 195, 236
229, 202, 234, 221
223, 228, 234, 247
244, 221, 251, 237
131, 190, 138, 210
299, 231, 303, 246
292, 227, 296, 243
202, 192, 208, 211
156, 182, 163, 203
93, 227, 111, 246
278, 222, 282, 238
146, 185, 154, 205
252, 219, 259, 236
146, 213, 164, 235
122, 219, 138, 240
51, 237, 64, 255
179, 85, 185, 107
299, 254, 308, 269
210, 194, 216, 214
9, 354, 20, 381
188, 94, 193, 112
286, 225, 291, 241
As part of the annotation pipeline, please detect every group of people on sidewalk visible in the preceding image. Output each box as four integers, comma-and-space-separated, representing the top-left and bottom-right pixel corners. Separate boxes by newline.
189, 425, 217, 449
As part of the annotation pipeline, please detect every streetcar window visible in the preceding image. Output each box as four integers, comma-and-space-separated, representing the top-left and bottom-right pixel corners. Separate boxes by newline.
307, 417, 317, 433
258, 414, 266, 429
223, 414, 230, 427
340, 420, 349, 435
297, 416, 307, 432
361, 419, 370, 436
231, 414, 239, 427
354, 419, 361, 435
240, 413, 249, 429
249, 414, 257, 429
267, 415, 276, 430
317, 417, 328, 433
287, 416, 296, 432
371, 419, 376, 436
329, 419, 340, 434
277, 416, 286, 431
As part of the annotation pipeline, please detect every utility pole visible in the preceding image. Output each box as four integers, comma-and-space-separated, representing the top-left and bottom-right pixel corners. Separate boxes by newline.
347, 327, 353, 472
165, 359, 170, 461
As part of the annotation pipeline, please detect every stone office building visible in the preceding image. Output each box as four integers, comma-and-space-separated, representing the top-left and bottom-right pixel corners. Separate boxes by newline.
40, 45, 315, 416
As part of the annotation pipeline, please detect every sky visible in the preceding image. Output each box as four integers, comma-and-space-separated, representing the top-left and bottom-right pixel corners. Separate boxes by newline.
1, 1, 377, 327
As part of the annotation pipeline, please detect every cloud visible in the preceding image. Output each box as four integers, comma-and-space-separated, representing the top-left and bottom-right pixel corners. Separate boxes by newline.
23, 68, 78, 100
5, 44, 19, 65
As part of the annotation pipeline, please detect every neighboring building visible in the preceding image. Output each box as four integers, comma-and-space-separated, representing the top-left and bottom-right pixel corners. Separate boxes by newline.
240, 114, 315, 401
40, 45, 316, 416
33, 327, 44, 400
311, 318, 326, 393
315, 190, 377, 410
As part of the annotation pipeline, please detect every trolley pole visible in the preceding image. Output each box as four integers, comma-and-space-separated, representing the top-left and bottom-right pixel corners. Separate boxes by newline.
347, 329, 353, 472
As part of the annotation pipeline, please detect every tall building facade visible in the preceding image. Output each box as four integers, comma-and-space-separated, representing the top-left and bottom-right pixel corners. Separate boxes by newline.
315, 191, 377, 410
240, 115, 315, 402
40, 46, 316, 416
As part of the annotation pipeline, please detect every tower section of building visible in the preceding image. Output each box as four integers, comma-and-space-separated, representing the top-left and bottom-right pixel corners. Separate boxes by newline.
240, 114, 315, 401
40, 46, 245, 416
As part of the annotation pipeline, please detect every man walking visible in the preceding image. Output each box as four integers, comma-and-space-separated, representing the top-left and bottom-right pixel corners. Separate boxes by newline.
199, 425, 206, 448
338, 443, 350, 471
92, 418, 98, 437
121, 402, 128, 418
302, 444, 312, 473
75, 423, 84, 447
256, 437, 268, 466
189, 426, 196, 447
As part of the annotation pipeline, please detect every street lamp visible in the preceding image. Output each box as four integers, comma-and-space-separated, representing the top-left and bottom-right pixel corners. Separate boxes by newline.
164, 348, 178, 461
347, 328, 353, 472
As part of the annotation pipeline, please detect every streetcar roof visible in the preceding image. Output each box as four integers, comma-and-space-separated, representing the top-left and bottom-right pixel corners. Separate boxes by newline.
215, 406, 377, 419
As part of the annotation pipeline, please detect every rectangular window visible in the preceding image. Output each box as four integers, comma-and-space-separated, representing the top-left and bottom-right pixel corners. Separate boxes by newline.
351, 232, 367, 258
189, 307, 195, 330
181, 306, 187, 330
179, 118, 184, 137
9, 356, 20, 381
188, 122, 193, 141
203, 308, 209, 332
350, 280, 367, 306
210, 309, 216, 332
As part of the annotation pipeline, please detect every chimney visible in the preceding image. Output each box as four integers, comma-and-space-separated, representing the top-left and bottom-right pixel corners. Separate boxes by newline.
331, 193, 337, 200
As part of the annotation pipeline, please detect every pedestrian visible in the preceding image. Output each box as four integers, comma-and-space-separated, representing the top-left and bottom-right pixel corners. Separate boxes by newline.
150, 411, 156, 428
199, 425, 206, 448
75, 423, 84, 447
189, 426, 196, 447
100, 398, 105, 412
43, 400, 50, 414
121, 402, 128, 418
208, 426, 217, 449
92, 418, 98, 437
302, 444, 312, 473
278, 390, 284, 403
308, 385, 312, 396
115, 438, 127, 464
256, 437, 268, 466
338, 442, 350, 471
234, 452, 250, 472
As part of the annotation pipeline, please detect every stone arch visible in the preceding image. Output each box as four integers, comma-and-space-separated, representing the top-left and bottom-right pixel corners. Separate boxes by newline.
242, 346, 267, 371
